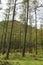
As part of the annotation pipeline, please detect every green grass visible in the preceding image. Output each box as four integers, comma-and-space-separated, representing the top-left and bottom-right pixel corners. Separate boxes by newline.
0, 53, 43, 65
0, 60, 43, 65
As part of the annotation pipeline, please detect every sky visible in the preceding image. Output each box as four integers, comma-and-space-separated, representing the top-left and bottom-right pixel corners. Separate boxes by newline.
0, 0, 43, 29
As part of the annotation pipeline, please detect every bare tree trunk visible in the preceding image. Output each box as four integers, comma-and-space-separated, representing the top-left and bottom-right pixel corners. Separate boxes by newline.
28, 14, 32, 53
19, 25, 21, 51
35, 8, 37, 55
29, 25, 32, 53
2, 3, 11, 54
22, 0, 29, 57
6, 0, 17, 59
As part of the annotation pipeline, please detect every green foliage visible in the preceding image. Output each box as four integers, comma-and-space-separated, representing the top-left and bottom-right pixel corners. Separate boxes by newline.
0, 60, 12, 65
0, 53, 43, 65
0, 20, 43, 52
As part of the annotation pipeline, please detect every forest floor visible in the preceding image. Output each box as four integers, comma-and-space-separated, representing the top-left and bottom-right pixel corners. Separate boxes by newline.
0, 53, 43, 65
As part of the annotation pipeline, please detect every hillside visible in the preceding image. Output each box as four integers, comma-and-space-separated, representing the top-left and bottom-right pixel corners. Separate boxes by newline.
0, 20, 43, 51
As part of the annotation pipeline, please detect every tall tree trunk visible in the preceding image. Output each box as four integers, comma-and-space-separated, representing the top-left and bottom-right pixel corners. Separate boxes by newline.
2, 3, 11, 54
19, 25, 21, 51
35, 8, 37, 55
29, 18, 32, 53
22, 0, 29, 57
6, 0, 17, 59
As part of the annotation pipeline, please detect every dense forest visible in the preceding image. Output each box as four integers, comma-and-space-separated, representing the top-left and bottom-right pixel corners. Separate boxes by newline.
0, 20, 43, 54
0, 0, 43, 65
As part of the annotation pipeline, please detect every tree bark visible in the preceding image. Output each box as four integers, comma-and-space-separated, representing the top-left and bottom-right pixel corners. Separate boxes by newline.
6, 0, 17, 59
22, 0, 29, 57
